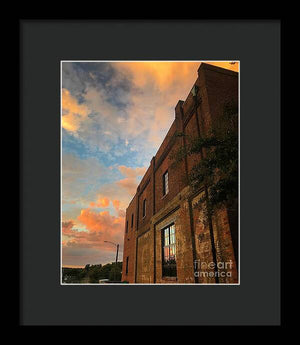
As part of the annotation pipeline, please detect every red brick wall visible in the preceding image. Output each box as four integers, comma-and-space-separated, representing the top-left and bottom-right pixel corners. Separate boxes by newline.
184, 112, 201, 175
202, 64, 238, 127
138, 179, 153, 229
212, 207, 238, 283
192, 193, 238, 284
121, 195, 137, 282
192, 192, 217, 283
154, 137, 186, 213
136, 229, 154, 283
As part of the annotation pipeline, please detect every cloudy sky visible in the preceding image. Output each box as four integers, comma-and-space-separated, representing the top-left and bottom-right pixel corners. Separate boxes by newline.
61, 61, 239, 268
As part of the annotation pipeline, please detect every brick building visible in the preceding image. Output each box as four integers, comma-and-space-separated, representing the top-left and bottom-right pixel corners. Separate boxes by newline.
121, 63, 239, 284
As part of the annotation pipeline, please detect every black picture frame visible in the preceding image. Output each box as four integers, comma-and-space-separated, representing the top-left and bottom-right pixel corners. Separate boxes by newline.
20, 19, 281, 326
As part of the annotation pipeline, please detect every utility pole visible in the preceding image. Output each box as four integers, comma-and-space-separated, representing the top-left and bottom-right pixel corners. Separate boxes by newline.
104, 241, 120, 282
115, 244, 119, 282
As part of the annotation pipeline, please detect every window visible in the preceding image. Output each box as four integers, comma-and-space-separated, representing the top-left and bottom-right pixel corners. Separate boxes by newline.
163, 170, 169, 196
126, 220, 128, 233
162, 224, 177, 277
126, 256, 129, 275
131, 213, 134, 228
143, 199, 146, 218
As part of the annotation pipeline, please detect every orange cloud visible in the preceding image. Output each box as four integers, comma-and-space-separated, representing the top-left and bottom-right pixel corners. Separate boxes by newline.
115, 62, 199, 91
88, 196, 126, 218
89, 197, 110, 208
62, 264, 85, 268
62, 88, 90, 132
62, 208, 125, 251
117, 178, 138, 196
97, 197, 110, 208
118, 165, 146, 178
115, 61, 238, 92
78, 209, 121, 233
112, 199, 120, 210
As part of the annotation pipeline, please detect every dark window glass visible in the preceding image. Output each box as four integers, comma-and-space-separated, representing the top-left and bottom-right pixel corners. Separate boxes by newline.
163, 171, 169, 196
162, 224, 176, 277
126, 220, 128, 233
131, 214, 134, 228
143, 199, 146, 217
126, 257, 129, 274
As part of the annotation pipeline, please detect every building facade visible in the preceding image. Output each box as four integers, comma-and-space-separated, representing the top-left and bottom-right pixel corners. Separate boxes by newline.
121, 63, 239, 284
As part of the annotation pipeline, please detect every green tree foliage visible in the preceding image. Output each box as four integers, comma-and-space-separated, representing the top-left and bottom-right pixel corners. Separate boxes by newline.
62, 262, 123, 284
62, 267, 85, 283
108, 262, 122, 282
87, 264, 103, 283
172, 101, 238, 218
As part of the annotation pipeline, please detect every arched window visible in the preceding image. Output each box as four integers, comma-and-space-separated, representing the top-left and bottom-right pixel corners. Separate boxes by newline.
162, 223, 176, 277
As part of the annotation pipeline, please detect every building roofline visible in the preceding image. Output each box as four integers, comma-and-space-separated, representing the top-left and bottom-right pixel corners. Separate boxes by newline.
127, 63, 238, 210
198, 62, 238, 77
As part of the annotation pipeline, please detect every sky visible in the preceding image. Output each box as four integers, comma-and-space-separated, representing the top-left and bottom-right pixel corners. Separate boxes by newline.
61, 61, 239, 268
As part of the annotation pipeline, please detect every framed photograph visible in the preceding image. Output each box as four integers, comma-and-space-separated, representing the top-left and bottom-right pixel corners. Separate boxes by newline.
20, 20, 281, 326
61, 60, 240, 286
